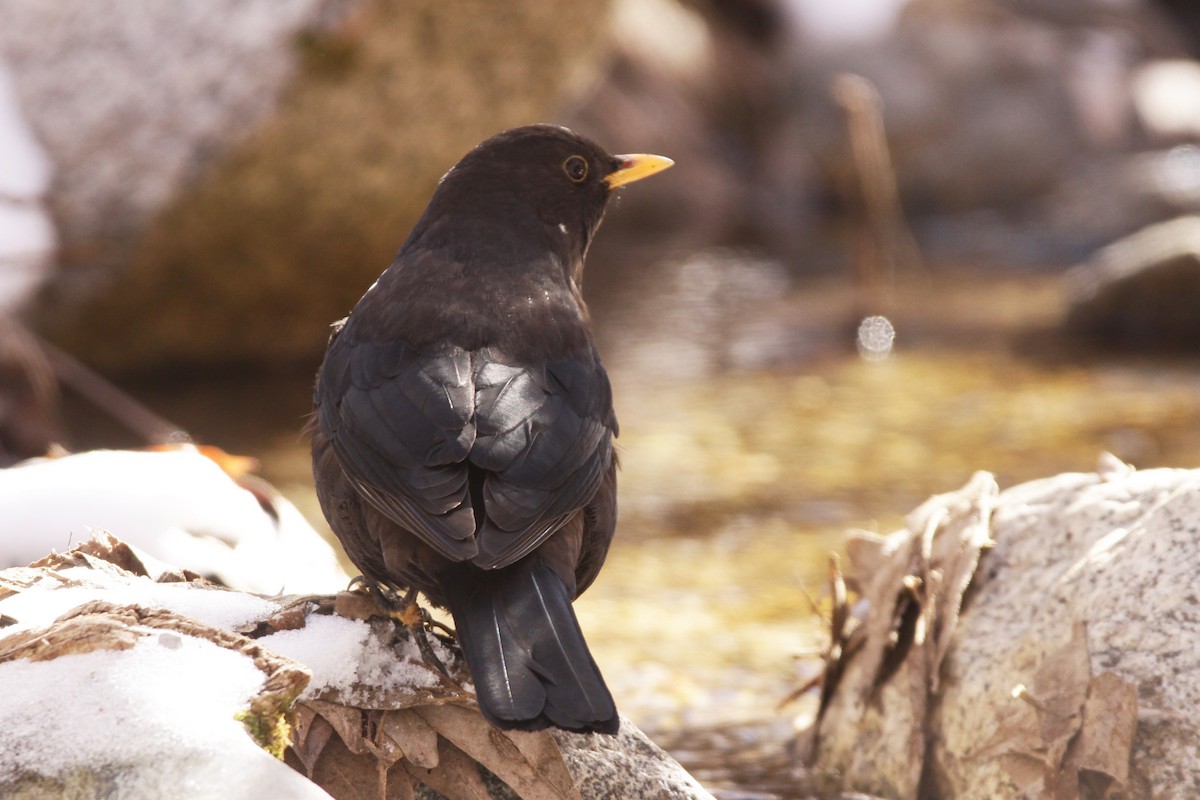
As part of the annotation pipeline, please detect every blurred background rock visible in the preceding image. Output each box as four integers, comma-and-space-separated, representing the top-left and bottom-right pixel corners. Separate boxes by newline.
2, 0, 1199, 371
0, 0, 613, 369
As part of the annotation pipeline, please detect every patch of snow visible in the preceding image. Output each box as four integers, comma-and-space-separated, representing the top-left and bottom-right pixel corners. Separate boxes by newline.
258, 614, 369, 695
0, 633, 331, 798
0, 448, 348, 595
0, 567, 281, 635
258, 614, 438, 703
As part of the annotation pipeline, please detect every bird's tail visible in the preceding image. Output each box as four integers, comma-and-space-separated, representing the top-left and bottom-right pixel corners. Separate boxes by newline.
438, 559, 618, 734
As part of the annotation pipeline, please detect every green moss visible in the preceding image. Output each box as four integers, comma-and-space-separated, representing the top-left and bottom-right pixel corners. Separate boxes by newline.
235, 707, 293, 761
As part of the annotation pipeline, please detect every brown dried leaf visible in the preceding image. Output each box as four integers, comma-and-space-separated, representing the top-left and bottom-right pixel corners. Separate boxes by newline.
400, 737, 491, 800
917, 472, 997, 693
385, 770, 417, 800
416, 704, 580, 800
843, 529, 890, 579
303, 727, 390, 800
335, 589, 385, 622
292, 704, 338, 777
999, 751, 1049, 791
1032, 622, 1091, 766
306, 699, 369, 756
1070, 671, 1138, 798
970, 624, 1110, 799
237, 595, 316, 638
380, 709, 441, 769
26, 530, 149, 576
499, 728, 580, 800
967, 688, 1044, 765
806, 473, 1000, 795
850, 528, 921, 704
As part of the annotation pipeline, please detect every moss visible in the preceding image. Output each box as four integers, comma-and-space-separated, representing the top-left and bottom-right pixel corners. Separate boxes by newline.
235, 706, 293, 761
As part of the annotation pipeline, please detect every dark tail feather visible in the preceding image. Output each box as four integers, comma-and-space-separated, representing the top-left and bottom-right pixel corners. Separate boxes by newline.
438, 559, 618, 734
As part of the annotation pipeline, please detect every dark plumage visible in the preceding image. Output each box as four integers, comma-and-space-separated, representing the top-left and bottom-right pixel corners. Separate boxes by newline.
310, 125, 672, 733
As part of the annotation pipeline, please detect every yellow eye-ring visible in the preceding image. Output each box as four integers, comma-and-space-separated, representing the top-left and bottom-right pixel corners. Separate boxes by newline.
563, 155, 588, 183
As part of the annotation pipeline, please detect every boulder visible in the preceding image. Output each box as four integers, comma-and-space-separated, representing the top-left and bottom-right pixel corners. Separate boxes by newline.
1065, 215, 1200, 350
805, 459, 1200, 797
0, 0, 610, 370
0, 534, 713, 800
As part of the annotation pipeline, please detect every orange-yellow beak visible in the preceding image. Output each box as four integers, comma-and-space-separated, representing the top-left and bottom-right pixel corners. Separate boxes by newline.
605, 153, 674, 189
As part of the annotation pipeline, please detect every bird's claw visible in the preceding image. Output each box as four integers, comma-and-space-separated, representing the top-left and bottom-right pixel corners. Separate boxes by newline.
356, 579, 453, 677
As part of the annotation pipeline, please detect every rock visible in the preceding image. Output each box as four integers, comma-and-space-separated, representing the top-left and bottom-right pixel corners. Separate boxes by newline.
0, 535, 711, 800
805, 460, 1200, 797
0, 59, 54, 313
0, 0, 610, 370
1065, 215, 1200, 349
0, 446, 349, 595
552, 723, 715, 800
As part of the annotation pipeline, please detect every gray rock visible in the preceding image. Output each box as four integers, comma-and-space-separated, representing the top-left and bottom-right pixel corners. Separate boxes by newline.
553, 720, 716, 800
933, 463, 1200, 796
0, 0, 328, 246
0, 541, 711, 800
0, 0, 611, 370
809, 461, 1200, 797
1065, 215, 1200, 349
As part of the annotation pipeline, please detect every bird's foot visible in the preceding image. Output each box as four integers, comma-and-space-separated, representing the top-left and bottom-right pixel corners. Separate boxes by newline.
349, 578, 455, 677
394, 591, 453, 678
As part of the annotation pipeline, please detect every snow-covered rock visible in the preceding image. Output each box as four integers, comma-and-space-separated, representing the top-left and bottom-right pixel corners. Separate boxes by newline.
0, 446, 348, 595
0, 537, 713, 800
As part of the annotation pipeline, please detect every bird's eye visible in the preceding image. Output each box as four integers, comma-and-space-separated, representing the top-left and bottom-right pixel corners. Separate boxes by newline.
563, 155, 588, 183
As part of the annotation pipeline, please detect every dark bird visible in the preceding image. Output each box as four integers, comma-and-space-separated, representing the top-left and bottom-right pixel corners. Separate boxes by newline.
310, 124, 672, 733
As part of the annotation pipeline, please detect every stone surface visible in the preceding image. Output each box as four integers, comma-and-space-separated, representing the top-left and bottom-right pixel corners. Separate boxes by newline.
553, 721, 716, 800
0, 0, 610, 370
0, 536, 712, 800
808, 462, 1200, 797
931, 464, 1200, 797
1065, 215, 1200, 349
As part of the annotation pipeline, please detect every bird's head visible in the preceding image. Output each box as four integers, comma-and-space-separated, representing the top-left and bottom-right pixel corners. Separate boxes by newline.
418, 125, 673, 270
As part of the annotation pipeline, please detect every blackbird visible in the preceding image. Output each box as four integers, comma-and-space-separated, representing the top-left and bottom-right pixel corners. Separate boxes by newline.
310, 124, 672, 734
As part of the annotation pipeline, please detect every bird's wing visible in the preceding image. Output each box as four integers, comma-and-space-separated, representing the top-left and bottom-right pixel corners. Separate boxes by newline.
316, 326, 616, 568
316, 329, 481, 561
469, 354, 616, 570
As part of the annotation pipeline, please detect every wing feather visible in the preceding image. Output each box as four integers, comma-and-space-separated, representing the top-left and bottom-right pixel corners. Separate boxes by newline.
317, 326, 616, 569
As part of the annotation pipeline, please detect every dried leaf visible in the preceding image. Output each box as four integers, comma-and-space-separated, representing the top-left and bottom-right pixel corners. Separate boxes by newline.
1032, 622, 1091, 767
416, 704, 580, 800
292, 704, 338, 777
385, 771, 417, 800
380, 709, 441, 769
1096, 452, 1134, 481
969, 625, 1130, 800
0, 609, 144, 662
26, 530, 150, 576
843, 529, 891, 580
306, 700, 369, 756
918, 472, 997, 693
805, 472, 1000, 796
238, 596, 316, 638
1070, 671, 1138, 797
400, 737, 491, 800
304, 728, 389, 800
335, 590, 385, 622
